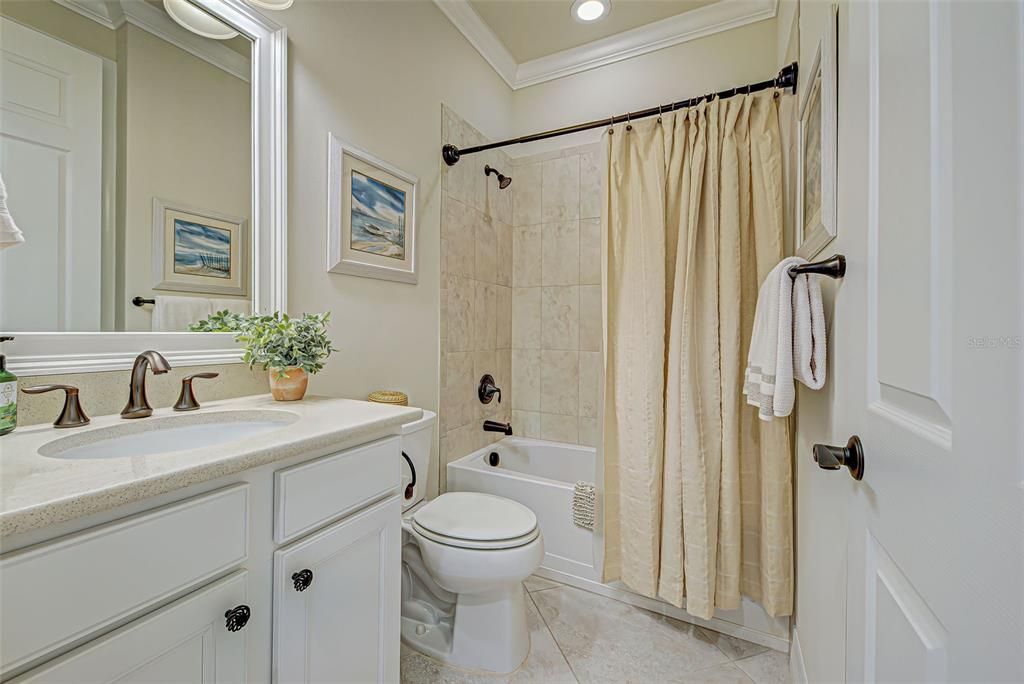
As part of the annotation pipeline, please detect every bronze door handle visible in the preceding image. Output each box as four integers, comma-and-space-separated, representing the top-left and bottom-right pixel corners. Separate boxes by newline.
22, 385, 90, 428
173, 372, 220, 411
812, 436, 865, 480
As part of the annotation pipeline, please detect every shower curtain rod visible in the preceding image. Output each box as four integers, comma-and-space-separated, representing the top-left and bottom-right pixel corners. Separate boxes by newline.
441, 62, 798, 166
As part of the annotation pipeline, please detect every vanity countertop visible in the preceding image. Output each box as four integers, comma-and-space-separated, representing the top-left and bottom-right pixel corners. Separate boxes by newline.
0, 395, 421, 539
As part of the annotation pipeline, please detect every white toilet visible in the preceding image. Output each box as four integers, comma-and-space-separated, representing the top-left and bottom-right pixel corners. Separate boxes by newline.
400, 411, 544, 674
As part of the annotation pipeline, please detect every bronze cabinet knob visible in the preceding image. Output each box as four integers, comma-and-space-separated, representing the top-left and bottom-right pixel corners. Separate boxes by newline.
173, 372, 220, 411
21, 385, 90, 428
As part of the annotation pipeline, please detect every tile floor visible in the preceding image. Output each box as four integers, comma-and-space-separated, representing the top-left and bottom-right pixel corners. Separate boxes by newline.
401, 576, 790, 684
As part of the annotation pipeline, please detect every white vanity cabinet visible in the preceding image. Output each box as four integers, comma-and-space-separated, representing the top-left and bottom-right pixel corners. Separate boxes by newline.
273, 495, 402, 683
0, 427, 408, 684
11, 572, 250, 684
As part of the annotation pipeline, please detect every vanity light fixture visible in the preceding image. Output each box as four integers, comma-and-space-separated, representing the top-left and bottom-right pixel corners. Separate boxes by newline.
164, 0, 293, 41
571, 0, 610, 23
164, 0, 239, 39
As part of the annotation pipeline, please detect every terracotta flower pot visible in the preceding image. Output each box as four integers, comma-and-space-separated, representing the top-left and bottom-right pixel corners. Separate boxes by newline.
268, 367, 308, 401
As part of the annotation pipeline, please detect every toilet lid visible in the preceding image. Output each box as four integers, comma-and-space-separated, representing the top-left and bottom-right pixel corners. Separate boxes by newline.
412, 492, 538, 543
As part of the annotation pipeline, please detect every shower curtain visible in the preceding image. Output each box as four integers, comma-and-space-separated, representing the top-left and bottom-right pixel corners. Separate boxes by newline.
601, 91, 792, 619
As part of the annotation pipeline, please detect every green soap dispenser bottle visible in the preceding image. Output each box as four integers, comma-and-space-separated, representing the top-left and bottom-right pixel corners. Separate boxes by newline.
0, 336, 16, 435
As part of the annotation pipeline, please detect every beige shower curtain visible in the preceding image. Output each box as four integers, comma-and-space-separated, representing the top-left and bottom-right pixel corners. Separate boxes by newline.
601, 92, 792, 619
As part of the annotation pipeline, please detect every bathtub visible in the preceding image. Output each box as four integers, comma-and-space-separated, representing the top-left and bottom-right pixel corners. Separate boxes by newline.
447, 437, 600, 582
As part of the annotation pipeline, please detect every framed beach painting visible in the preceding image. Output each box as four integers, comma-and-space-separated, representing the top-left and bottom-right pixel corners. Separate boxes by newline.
327, 133, 418, 284
797, 5, 838, 259
152, 199, 248, 296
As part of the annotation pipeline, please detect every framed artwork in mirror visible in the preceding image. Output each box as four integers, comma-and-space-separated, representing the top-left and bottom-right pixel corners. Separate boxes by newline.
152, 198, 248, 296
797, 4, 838, 259
327, 133, 418, 284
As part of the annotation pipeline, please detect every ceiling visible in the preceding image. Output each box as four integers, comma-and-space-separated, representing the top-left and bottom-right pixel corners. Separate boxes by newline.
468, 0, 720, 63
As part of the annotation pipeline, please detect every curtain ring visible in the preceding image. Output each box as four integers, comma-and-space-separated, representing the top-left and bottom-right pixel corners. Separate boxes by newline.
657, 104, 663, 124
608, 115, 614, 135
626, 111, 632, 132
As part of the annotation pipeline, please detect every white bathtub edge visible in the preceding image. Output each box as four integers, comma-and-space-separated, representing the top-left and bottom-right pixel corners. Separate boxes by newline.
532, 566, 791, 654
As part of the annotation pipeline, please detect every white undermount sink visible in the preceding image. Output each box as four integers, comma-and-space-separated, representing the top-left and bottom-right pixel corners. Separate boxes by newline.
39, 410, 300, 460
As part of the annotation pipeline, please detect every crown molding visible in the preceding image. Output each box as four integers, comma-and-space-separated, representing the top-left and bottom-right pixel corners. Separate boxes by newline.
53, 0, 250, 82
433, 0, 518, 88
434, 0, 778, 90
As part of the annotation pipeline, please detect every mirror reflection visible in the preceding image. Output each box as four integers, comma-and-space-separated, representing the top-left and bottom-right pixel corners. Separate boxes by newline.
0, 0, 252, 332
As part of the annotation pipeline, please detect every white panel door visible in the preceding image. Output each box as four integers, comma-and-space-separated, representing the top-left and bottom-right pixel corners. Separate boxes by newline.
11, 571, 249, 683
0, 17, 102, 331
833, 1, 1023, 680
273, 495, 401, 684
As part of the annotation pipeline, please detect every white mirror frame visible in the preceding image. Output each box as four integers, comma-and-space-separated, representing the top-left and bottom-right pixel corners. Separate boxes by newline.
5, 0, 287, 376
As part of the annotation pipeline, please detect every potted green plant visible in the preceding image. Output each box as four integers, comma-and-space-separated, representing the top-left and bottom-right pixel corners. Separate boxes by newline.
190, 311, 336, 401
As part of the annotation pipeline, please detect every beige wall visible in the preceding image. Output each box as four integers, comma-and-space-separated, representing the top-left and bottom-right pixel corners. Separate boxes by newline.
280, 0, 514, 499
508, 18, 780, 158
510, 144, 602, 446
0, 0, 116, 60
119, 23, 251, 331
437, 108, 513, 492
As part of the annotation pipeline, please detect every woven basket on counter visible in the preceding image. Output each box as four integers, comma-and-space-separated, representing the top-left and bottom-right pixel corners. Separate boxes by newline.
367, 390, 408, 406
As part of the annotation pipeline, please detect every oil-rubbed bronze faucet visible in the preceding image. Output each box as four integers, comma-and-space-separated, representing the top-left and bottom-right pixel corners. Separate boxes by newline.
122, 350, 171, 419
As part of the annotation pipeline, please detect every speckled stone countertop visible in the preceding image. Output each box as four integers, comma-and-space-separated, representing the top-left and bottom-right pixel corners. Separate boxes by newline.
0, 395, 422, 539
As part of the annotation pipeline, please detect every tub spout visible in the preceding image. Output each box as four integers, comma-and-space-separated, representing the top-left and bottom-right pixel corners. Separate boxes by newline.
483, 419, 513, 436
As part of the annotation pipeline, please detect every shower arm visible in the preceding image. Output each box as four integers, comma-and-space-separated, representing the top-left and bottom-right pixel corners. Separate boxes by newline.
441, 62, 798, 166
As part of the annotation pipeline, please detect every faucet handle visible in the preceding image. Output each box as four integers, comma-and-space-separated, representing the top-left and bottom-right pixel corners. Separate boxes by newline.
173, 372, 219, 411
22, 384, 90, 428
478, 374, 502, 404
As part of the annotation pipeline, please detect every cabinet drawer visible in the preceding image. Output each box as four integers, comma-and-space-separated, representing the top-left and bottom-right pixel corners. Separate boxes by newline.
274, 436, 400, 544
11, 571, 249, 684
0, 484, 248, 677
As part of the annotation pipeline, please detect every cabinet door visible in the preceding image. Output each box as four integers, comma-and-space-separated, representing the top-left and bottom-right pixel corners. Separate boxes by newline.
273, 496, 401, 684
13, 571, 249, 683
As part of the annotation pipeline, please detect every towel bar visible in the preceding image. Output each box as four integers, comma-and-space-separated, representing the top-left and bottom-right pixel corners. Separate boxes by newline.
132, 296, 156, 307
789, 254, 846, 279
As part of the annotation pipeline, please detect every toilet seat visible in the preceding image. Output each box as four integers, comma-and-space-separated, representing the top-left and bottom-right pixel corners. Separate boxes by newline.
411, 520, 540, 550
411, 492, 539, 550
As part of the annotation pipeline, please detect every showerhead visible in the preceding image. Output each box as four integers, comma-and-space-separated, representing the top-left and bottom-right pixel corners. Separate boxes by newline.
484, 164, 512, 189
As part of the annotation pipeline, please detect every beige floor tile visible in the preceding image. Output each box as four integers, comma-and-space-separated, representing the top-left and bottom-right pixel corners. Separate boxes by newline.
523, 575, 562, 592
695, 628, 770, 661
400, 594, 577, 684
681, 662, 756, 683
733, 650, 790, 684
531, 586, 730, 683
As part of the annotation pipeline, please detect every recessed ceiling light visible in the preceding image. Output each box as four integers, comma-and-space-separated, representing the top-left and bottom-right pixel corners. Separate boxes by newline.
163, 0, 239, 40
571, 0, 610, 23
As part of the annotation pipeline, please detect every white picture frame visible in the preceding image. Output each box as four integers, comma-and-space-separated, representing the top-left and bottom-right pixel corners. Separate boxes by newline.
796, 4, 838, 259
327, 133, 418, 284
152, 198, 249, 297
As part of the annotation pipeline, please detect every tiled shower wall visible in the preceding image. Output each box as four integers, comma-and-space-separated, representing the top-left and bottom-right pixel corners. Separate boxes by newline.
510, 144, 603, 447
439, 106, 513, 492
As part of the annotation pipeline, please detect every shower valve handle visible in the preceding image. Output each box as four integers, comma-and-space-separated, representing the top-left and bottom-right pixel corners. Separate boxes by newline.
478, 374, 502, 404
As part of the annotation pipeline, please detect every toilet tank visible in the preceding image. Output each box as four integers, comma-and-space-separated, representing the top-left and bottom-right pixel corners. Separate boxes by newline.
401, 409, 436, 511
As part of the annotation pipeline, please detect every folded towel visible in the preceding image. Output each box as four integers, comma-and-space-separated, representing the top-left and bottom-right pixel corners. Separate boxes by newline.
744, 257, 827, 420
152, 296, 215, 332
207, 298, 251, 315
572, 481, 596, 530
0, 173, 25, 250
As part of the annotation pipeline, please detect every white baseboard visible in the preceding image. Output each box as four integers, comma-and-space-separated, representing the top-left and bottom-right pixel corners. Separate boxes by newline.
533, 566, 791, 654
790, 626, 809, 684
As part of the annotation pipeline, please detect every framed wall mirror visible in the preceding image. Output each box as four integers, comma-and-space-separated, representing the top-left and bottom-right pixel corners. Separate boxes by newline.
0, 0, 286, 375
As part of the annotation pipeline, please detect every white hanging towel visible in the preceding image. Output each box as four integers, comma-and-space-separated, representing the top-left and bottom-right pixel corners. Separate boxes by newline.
744, 256, 827, 420
207, 298, 251, 315
151, 296, 215, 332
0, 173, 25, 250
